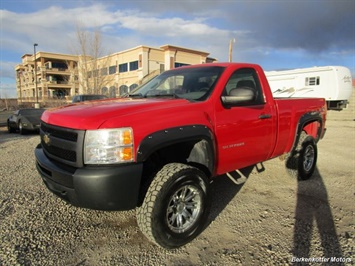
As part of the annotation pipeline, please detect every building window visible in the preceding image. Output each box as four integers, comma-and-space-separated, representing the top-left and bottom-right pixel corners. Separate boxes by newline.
119, 63, 128, 73
109, 86, 116, 98
102, 87, 108, 95
101, 67, 108, 76
129, 84, 138, 90
130, 61, 138, 71
119, 85, 128, 95
52, 62, 68, 69
175, 62, 190, 68
109, 65, 117, 74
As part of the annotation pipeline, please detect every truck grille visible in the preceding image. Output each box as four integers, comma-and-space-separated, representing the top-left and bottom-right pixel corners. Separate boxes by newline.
42, 144, 77, 162
41, 123, 78, 141
40, 122, 85, 167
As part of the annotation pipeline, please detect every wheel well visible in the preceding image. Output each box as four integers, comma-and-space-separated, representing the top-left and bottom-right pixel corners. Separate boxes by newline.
137, 139, 213, 206
289, 119, 321, 156
302, 120, 322, 142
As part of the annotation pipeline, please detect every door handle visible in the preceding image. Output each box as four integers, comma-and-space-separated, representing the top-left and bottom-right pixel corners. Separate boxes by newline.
259, 114, 272, 119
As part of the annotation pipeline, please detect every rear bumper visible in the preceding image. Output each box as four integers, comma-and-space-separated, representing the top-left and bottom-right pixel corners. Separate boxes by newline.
35, 144, 143, 211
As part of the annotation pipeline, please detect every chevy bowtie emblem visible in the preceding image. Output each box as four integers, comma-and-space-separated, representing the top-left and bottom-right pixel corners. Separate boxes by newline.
43, 133, 51, 146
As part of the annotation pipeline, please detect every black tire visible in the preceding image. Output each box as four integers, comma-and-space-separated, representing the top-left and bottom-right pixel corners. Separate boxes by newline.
19, 121, 26, 135
286, 132, 317, 180
136, 163, 210, 249
7, 121, 15, 133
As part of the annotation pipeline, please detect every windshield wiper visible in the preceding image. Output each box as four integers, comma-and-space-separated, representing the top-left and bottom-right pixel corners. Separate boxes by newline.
129, 93, 181, 99
128, 93, 144, 98
146, 93, 180, 99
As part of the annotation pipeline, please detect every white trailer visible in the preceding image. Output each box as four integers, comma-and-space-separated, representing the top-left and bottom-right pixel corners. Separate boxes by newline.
265, 66, 353, 110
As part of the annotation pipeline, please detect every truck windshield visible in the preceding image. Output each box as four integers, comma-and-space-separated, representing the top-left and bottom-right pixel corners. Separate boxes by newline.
129, 66, 225, 101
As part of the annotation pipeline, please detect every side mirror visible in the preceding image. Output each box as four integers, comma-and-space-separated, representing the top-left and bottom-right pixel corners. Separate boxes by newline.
221, 87, 255, 106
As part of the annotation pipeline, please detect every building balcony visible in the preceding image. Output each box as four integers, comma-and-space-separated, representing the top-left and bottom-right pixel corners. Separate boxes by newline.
43, 67, 75, 75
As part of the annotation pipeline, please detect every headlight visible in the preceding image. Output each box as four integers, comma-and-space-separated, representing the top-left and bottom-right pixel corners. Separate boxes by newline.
84, 128, 134, 164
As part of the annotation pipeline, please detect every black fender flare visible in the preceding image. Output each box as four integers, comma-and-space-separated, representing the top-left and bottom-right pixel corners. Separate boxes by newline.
291, 111, 324, 153
136, 125, 215, 175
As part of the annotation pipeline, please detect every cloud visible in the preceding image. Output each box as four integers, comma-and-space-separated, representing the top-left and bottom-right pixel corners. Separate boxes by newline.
0, 61, 17, 79
0, 2, 236, 97
1, 5, 120, 53
227, 0, 355, 53
117, 14, 229, 39
0, 84, 17, 98
0, 0, 354, 99
115, 0, 353, 58
1, 4, 232, 55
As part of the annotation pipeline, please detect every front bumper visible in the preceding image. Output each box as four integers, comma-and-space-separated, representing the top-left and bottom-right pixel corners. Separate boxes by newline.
35, 144, 143, 211
22, 122, 40, 131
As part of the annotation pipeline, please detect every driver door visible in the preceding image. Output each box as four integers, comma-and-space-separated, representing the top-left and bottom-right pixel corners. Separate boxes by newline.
214, 68, 277, 175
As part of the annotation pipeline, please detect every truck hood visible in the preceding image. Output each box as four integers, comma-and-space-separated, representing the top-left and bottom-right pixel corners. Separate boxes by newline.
41, 98, 193, 130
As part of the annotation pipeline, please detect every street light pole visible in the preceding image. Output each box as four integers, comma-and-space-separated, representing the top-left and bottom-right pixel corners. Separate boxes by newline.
33, 43, 39, 107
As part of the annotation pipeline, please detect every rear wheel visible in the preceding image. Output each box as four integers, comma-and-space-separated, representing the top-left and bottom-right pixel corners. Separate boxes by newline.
286, 132, 317, 180
136, 163, 210, 249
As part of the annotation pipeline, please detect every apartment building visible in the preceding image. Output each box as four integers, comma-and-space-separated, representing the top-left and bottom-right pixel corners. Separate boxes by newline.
15, 44, 214, 105
15, 52, 79, 104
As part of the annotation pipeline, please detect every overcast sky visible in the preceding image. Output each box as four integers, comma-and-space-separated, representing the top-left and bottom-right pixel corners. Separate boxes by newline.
1, 0, 354, 98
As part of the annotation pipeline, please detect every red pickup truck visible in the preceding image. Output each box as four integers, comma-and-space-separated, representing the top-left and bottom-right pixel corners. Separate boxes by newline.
35, 63, 326, 249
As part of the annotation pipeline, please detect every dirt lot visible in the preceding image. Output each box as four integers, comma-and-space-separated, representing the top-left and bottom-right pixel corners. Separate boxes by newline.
0, 95, 354, 265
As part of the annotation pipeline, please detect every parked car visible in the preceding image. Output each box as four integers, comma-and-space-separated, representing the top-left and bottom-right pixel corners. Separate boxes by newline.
72, 94, 108, 103
7, 108, 45, 134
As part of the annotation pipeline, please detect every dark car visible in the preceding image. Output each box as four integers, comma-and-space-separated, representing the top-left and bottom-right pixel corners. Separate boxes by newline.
7, 108, 45, 134
72, 94, 108, 103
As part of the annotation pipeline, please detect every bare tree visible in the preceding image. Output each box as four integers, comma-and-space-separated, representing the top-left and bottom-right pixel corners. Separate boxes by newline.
0, 92, 9, 110
72, 22, 113, 95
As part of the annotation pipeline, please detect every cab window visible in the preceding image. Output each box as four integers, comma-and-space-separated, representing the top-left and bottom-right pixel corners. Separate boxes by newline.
223, 68, 265, 105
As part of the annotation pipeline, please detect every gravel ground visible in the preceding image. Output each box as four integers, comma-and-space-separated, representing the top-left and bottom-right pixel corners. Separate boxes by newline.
0, 95, 354, 265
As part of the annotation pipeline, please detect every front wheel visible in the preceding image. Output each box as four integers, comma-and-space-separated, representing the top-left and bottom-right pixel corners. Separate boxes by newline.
286, 132, 318, 180
136, 163, 210, 249
19, 121, 27, 135
7, 121, 15, 133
